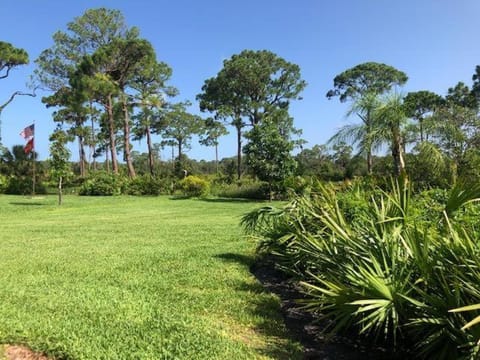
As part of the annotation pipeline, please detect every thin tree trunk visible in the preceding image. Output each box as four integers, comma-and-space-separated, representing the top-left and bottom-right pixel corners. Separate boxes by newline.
107, 95, 118, 174
78, 135, 86, 177
215, 142, 219, 174
122, 94, 136, 178
178, 141, 183, 165
367, 150, 373, 175
90, 104, 96, 170
391, 129, 406, 178
105, 144, 110, 173
58, 176, 63, 206
146, 126, 154, 176
236, 123, 242, 180
419, 118, 424, 143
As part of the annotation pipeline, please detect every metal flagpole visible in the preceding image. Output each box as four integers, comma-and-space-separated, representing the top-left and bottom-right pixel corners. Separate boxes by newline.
32, 120, 36, 196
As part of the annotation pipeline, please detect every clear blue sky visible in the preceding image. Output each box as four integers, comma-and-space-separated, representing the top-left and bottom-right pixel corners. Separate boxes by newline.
1, 0, 480, 161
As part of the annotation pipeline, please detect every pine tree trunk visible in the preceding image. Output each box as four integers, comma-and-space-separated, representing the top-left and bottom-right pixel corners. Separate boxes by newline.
58, 176, 63, 206
215, 143, 219, 174
107, 95, 118, 174
122, 95, 136, 178
78, 135, 86, 177
146, 126, 154, 176
236, 123, 242, 180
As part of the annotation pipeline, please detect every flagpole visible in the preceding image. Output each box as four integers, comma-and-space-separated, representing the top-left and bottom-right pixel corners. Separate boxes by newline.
32, 120, 36, 196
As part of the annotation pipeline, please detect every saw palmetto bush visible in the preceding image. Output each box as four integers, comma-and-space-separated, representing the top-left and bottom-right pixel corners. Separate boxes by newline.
242, 180, 480, 359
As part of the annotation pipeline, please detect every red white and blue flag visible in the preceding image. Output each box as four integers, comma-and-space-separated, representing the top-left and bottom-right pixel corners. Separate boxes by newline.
20, 124, 35, 139
24, 138, 34, 154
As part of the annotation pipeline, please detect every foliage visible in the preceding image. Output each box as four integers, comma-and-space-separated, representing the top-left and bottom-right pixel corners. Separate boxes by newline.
0, 174, 7, 193
197, 49, 306, 179
243, 180, 480, 358
212, 179, 270, 200
78, 172, 123, 196
161, 102, 204, 173
327, 62, 408, 175
4, 176, 47, 195
122, 175, 172, 195
243, 110, 301, 194
178, 175, 210, 197
326, 62, 408, 102
49, 126, 73, 204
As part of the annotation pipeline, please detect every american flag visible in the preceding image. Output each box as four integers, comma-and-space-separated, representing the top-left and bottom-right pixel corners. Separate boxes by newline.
20, 124, 34, 139
24, 137, 34, 154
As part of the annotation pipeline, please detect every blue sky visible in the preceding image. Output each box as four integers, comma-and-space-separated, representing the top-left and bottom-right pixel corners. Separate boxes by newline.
1, 0, 480, 161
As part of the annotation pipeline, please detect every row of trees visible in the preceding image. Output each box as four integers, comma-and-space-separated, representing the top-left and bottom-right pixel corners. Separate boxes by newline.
27, 8, 305, 189
327, 62, 480, 186
2, 7, 480, 193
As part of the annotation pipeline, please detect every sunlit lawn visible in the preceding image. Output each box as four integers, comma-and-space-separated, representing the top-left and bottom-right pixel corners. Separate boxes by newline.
0, 195, 301, 359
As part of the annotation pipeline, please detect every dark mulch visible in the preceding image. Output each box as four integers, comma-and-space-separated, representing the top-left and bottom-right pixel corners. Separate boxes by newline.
251, 261, 408, 360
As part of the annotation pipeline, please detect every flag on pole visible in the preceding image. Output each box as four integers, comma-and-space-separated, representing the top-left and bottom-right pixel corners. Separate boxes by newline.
20, 124, 35, 139
24, 137, 34, 154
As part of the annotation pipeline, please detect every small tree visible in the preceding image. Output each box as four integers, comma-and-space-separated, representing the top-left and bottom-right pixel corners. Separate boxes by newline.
49, 126, 72, 205
160, 102, 203, 176
199, 118, 228, 174
243, 111, 302, 199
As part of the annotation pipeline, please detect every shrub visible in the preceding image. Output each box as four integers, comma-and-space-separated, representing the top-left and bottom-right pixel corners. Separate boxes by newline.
213, 180, 269, 200
4, 176, 47, 195
178, 176, 210, 197
0, 174, 7, 193
243, 180, 480, 358
123, 175, 172, 196
78, 172, 123, 196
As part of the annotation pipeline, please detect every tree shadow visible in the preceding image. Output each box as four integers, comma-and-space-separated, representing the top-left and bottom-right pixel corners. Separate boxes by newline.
200, 197, 264, 203
215, 252, 403, 359
214, 252, 304, 359
9, 202, 46, 206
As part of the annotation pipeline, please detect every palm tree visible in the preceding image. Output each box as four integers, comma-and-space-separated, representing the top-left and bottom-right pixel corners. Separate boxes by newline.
375, 92, 409, 177
329, 92, 382, 174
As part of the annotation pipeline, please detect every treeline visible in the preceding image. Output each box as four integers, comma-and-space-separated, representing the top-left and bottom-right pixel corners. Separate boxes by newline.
1, 8, 480, 200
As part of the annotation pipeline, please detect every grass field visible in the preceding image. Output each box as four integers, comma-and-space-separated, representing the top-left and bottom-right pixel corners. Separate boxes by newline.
0, 195, 302, 359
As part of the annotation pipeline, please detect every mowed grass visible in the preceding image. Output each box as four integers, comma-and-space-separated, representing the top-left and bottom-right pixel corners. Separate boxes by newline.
0, 195, 302, 359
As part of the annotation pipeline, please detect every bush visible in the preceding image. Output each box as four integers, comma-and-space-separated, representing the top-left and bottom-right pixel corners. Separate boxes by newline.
243, 181, 480, 358
78, 172, 123, 196
213, 179, 269, 200
178, 176, 210, 197
4, 176, 47, 195
123, 175, 172, 196
0, 174, 7, 193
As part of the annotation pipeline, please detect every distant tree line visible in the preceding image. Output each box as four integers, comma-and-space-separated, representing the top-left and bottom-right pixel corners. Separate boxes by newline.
1, 7, 480, 198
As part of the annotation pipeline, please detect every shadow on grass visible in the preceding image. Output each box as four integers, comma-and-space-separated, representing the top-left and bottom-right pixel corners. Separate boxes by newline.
9, 202, 46, 206
200, 197, 264, 203
214, 252, 304, 359
169, 196, 265, 203
214, 252, 255, 266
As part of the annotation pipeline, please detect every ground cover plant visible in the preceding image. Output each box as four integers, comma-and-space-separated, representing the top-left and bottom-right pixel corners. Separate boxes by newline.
243, 180, 480, 359
0, 195, 302, 359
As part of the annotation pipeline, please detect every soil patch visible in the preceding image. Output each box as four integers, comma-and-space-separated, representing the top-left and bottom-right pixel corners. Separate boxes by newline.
251, 261, 407, 359
3, 345, 51, 360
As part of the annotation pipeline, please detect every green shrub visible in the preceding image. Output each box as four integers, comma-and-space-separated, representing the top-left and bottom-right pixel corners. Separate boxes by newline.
78, 172, 123, 196
243, 181, 480, 358
213, 180, 269, 200
4, 176, 47, 195
178, 176, 210, 197
0, 174, 7, 193
123, 175, 172, 196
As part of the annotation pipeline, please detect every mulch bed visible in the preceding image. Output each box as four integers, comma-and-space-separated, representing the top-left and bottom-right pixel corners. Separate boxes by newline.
251, 261, 407, 359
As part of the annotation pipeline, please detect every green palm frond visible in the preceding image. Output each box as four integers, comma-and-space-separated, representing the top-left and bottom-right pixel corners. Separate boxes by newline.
444, 182, 480, 218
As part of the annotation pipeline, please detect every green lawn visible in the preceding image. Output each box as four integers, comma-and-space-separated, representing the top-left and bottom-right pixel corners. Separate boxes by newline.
0, 195, 301, 359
